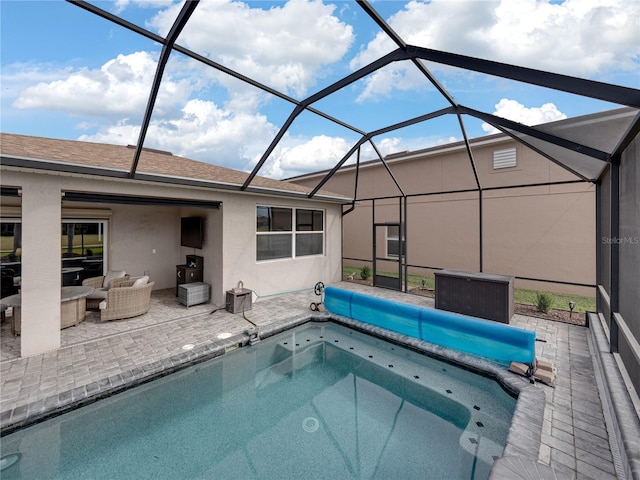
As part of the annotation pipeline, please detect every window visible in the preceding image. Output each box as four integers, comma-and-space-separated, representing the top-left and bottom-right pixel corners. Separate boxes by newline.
256, 207, 292, 261
295, 209, 324, 257
61, 221, 107, 284
0, 221, 21, 297
386, 225, 405, 258
61, 221, 105, 258
493, 147, 517, 169
1, 219, 108, 289
257, 206, 324, 261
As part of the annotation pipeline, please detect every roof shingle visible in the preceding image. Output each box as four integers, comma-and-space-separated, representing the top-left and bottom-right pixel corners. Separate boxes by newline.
0, 133, 346, 200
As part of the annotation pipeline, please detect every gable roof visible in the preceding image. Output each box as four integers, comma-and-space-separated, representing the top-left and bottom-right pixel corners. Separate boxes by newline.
0, 133, 348, 203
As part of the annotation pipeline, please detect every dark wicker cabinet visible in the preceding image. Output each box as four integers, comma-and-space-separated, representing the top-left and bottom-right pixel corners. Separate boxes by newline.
435, 270, 514, 323
176, 255, 204, 295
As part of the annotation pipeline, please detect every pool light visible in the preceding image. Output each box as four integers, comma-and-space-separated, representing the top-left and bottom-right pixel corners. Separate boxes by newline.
0, 453, 21, 471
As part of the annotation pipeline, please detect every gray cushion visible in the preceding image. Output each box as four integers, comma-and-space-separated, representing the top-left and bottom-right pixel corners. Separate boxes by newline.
87, 289, 108, 300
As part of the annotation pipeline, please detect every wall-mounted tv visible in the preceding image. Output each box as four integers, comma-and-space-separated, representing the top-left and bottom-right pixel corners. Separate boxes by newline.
181, 217, 204, 249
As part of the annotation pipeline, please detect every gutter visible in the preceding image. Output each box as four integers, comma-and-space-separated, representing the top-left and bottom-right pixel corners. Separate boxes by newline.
0, 155, 351, 204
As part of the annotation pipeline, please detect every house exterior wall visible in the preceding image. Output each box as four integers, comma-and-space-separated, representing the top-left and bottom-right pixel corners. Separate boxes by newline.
291, 138, 596, 296
1, 167, 342, 356
108, 204, 182, 286
221, 195, 342, 299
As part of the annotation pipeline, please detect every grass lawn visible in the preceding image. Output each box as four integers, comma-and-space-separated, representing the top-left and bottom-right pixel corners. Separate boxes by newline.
514, 288, 595, 313
343, 265, 596, 313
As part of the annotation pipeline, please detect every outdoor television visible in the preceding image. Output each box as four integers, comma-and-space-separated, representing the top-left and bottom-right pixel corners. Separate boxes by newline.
180, 217, 204, 249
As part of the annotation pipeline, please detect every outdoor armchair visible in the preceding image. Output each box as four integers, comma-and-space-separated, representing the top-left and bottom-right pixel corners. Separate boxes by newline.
83, 271, 129, 310
98, 276, 154, 322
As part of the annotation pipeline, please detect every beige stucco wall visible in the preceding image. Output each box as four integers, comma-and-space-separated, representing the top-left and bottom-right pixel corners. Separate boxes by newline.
221, 196, 342, 299
291, 138, 596, 296
107, 204, 181, 286
1, 167, 342, 356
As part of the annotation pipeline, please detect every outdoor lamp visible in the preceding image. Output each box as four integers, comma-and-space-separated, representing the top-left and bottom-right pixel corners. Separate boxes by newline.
569, 301, 576, 319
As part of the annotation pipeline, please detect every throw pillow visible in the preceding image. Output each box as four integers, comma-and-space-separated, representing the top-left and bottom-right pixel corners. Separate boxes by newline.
103, 270, 126, 288
131, 275, 149, 288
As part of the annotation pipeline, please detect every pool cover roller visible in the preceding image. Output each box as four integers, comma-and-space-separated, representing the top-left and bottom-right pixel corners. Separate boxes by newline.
323, 286, 535, 365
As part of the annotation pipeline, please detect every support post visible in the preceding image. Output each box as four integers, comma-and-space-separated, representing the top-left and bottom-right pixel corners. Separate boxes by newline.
610, 158, 620, 353
21, 182, 62, 356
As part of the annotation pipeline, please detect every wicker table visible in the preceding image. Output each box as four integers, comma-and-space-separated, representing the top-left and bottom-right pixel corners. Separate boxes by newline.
1, 286, 94, 335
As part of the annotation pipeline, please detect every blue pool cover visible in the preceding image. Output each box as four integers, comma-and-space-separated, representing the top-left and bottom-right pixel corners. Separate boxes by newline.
324, 286, 535, 365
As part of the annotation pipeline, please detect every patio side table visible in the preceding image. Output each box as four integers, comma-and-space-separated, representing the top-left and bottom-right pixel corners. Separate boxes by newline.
178, 282, 210, 307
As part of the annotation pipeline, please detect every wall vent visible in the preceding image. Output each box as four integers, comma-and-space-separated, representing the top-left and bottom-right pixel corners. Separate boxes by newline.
493, 147, 517, 169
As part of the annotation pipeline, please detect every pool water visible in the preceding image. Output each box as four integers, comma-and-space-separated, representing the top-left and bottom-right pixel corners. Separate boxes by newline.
1, 322, 516, 479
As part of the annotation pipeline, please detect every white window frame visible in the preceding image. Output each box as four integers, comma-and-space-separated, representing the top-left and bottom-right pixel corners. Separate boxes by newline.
386, 225, 404, 259
256, 205, 325, 262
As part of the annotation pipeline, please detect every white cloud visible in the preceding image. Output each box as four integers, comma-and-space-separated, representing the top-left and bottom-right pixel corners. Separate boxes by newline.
352, 0, 640, 100
6, 0, 628, 180
113, 0, 175, 14
481, 98, 567, 134
1, 63, 75, 103
149, 0, 354, 97
77, 121, 140, 147
262, 135, 352, 179
264, 133, 465, 179
13, 52, 193, 119
265, 134, 435, 179
79, 98, 277, 171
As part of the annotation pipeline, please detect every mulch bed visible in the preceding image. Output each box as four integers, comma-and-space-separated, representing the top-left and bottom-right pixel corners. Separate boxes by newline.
512, 303, 586, 326
343, 277, 586, 327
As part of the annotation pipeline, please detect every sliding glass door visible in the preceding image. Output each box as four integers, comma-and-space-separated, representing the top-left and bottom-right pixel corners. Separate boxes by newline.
0, 219, 108, 290
61, 221, 107, 285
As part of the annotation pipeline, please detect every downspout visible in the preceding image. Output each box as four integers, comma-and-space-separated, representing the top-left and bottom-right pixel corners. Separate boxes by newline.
343, 148, 362, 217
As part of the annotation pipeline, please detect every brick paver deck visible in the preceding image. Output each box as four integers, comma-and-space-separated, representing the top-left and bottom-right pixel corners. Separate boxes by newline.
0, 283, 620, 479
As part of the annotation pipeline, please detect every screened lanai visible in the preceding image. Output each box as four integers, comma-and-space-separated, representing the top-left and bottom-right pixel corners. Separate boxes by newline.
2, 1, 640, 477
35, 0, 638, 381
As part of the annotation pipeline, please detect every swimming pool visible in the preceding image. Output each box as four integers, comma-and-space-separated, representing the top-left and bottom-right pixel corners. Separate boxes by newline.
1, 321, 516, 479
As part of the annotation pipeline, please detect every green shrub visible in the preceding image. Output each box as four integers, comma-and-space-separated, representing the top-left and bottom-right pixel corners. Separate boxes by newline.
360, 265, 371, 280
535, 292, 553, 313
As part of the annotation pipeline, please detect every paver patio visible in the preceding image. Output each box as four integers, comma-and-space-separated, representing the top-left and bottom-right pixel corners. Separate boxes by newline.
0, 282, 620, 479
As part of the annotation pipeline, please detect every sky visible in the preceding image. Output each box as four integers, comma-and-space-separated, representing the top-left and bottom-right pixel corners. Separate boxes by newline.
1, 0, 639, 179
